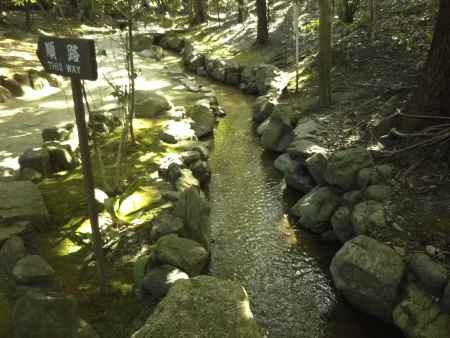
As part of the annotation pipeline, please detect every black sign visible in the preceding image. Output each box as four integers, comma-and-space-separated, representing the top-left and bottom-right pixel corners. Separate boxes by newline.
37, 36, 98, 81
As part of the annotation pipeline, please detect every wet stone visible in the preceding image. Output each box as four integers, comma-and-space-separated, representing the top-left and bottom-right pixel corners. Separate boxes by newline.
0, 236, 26, 273
0, 181, 49, 230
331, 206, 353, 243
141, 264, 189, 300
351, 200, 386, 236
410, 253, 448, 296
18, 147, 51, 175
365, 185, 391, 202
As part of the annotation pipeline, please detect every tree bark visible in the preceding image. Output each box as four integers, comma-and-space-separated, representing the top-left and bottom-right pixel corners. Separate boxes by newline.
319, 0, 332, 107
402, 0, 450, 130
192, 0, 208, 24
256, 0, 269, 45
237, 0, 247, 23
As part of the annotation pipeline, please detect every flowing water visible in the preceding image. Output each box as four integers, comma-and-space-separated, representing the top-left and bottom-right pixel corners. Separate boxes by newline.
206, 84, 403, 338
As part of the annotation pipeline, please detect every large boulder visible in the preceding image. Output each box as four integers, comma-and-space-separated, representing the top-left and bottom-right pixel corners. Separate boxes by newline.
253, 96, 278, 123
187, 100, 216, 138
393, 283, 450, 338
260, 110, 293, 153
131, 276, 262, 338
305, 153, 328, 185
19, 147, 52, 175
330, 236, 406, 322
173, 188, 210, 249
12, 255, 55, 284
155, 234, 208, 276
13, 291, 79, 338
42, 127, 71, 142
357, 164, 393, 188
0, 85, 12, 102
133, 34, 154, 52
351, 201, 386, 236
290, 186, 340, 233
0, 181, 49, 231
224, 61, 241, 86
0, 77, 24, 97
0, 236, 26, 273
331, 206, 353, 243
325, 147, 374, 190
141, 264, 189, 300
410, 254, 448, 296
149, 213, 184, 243
240, 64, 288, 96
44, 142, 78, 173
134, 91, 172, 118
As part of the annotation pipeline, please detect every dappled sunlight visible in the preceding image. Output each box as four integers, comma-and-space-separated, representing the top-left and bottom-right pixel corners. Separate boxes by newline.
19, 86, 62, 102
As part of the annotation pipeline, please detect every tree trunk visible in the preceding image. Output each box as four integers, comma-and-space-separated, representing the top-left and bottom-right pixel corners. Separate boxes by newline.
402, 0, 450, 130
192, 0, 208, 24
256, 0, 269, 45
319, 0, 332, 107
237, 0, 247, 23
25, 1, 32, 31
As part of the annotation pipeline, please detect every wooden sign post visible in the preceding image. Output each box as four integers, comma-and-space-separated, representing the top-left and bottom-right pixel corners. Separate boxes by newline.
37, 36, 107, 290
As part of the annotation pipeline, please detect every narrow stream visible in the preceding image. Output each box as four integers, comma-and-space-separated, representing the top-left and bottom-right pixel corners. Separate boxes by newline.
206, 83, 403, 338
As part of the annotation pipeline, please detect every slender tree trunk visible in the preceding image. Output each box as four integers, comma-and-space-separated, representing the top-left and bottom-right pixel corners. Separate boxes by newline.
402, 0, 450, 130
319, 0, 332, 107
368, 0, 375, 41
25, 1, 32, 31
256, 0, 269, 45
237, 0, 247, 23
127, 17, 136, 143
293, 2, 299, 93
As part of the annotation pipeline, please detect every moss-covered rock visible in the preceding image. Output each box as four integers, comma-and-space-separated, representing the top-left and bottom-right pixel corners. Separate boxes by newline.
131, 276, 262, 338
155, 234, 208, 276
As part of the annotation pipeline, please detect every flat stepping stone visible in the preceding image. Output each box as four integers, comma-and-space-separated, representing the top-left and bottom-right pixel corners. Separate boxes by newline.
0, 181, 49, 238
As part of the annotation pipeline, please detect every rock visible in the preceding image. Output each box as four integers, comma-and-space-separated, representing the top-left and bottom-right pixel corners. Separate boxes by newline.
260, 109, 293, 153
173, 188, 210, 249
42, 127, 71, 142
0, 77, 24, 96
410, 254, 448, 296
0, 221, 28, 244
342, 190, 363, 206
187, 100, 216, 138
321, 230, 339, 244
12, 73, 30, 86
274, 153, 299, 175
330, 235, 406, 322
0, 236, 26, 273
78, 319, 100, 338
149, 214, 184, 242
19, 147, 51, 175
92, 110, 121, 129
205, 57, 226, 82
253, 97, 278, 123
331, 206, 353, 243
442, 283, 450, 313
28, 70, 49, 90
155, 234, 208, 276
0, 85, 12, 102
12, 255, 55, 284
193, 144, 210, 160
305, 153, 328, 185
290, 186, 340, 234
133, 34, 154, 52
116, 184, 162, 222
45, 143, 77, 173
224, 62, 241, 86
393, 283, 450, 338
139, 45, 164, 60
175, 169, 200, 192
325, 147, 374, 190
134, 253, 156, 288
131, 276, 262, 338
141, 264, 189, 299
240, 64, 288, 96
287, 139, 328, 162
351, 201, 386, 236
160, 120, 196, 144
13, 291, 79, 338
285, 170, 314, 193
0, 181, 49, 229
180, 151, 201, 165
293, 117, 323, 139
256, 118, 270, 136
196, 66, 208, 77
158, 154, 184, 178
135, 91, 172, 118
190, 160, 210, 184
426, 245, 440, 257
357, 165, 393, 188
365, 185, 391, 202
